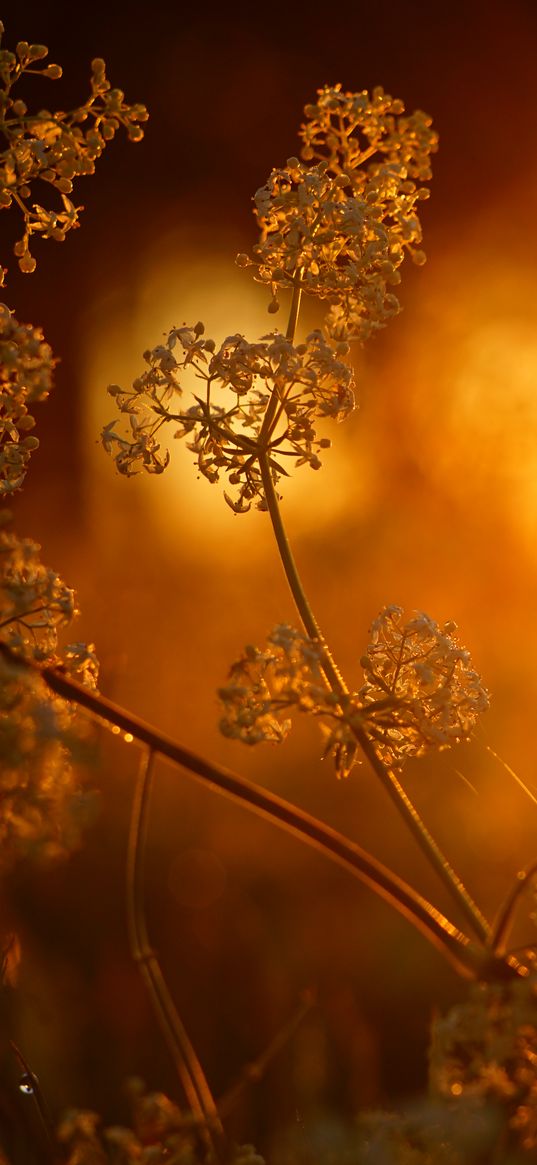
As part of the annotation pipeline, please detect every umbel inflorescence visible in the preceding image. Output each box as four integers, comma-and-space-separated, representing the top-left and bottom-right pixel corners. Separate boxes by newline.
219, 610, 489, 778
0, 26, 148, 278
103, 325, 355, 513
241, 84, 436, 341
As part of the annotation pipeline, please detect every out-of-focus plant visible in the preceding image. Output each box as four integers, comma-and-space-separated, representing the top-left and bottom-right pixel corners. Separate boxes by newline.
0, 304, 54, 495
0, 25, 148, 278
0, 16, 148, 869
0, 525, 98, 864
0, 27, 535, 1165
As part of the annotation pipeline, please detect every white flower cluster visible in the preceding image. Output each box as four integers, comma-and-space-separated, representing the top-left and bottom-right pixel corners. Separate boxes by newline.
103, 325, 354, 512
239, 84, 437, 341
219, 608, 489, 778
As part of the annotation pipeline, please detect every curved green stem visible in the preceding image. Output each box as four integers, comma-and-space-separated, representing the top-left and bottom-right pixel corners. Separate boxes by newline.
126, 747, 226, 1157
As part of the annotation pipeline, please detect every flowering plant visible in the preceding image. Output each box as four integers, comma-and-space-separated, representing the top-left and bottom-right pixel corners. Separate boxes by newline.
0, 27, 535, 1164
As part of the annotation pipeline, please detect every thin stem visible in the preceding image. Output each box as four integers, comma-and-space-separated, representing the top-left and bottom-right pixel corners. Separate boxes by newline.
17, 653, 514, 980
257, 278, 303, 450
126, 747, 226, 1158
217, 989, 315, 1118
285, 280, 303, 343
490, 860, 537, 955
258, 452, 347, 693
253, 271, 493, 945
347, 717, 491, 943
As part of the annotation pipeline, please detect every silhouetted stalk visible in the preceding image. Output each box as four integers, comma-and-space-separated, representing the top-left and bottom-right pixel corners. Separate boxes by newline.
25, 656, 513, 979
217, 990, 315, 1118
126, 747, 226, 1158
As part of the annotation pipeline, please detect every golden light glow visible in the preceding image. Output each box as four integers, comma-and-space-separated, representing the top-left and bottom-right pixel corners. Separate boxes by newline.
83, 238, 372, 561
375, 243, 537, 557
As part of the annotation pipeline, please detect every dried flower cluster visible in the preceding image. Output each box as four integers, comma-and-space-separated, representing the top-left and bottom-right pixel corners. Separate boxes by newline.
0, 527, 98, 863
103, 325, 354, 512
0, 22, 148, 277
0, 302, 56, 493
59, 1080, 265, 1165
430, 975, 537, 1155
220, 609, 488, 777
359, 606, 490, 767
238, 84, 437, 341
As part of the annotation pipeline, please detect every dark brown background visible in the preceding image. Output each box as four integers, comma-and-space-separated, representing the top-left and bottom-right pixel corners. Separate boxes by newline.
2, 0, 537, 1157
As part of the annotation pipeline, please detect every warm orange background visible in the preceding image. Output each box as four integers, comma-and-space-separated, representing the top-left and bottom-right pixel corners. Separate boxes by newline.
4, 0, 537, 1153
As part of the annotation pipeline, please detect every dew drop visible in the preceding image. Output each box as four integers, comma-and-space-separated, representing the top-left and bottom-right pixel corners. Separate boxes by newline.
19, 1072, 34, 1095
111, 725, 121, 735
124, 733, 133, 744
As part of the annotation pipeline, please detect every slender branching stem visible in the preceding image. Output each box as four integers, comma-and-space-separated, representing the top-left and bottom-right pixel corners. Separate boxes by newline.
126, 747, 226, 1158
255, 292, 492, 945
15, 653, 513, 980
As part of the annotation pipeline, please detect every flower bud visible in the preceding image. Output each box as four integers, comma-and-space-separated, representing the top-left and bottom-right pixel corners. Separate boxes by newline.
28, 44, 49, 60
